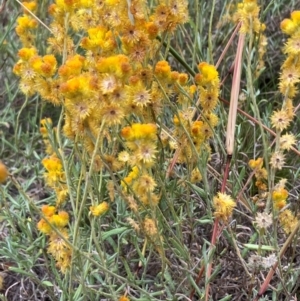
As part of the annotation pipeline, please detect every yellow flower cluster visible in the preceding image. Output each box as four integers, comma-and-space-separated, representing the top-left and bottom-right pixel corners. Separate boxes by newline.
90, 201, 109, 217
14, 0, 228, 271
121, 124, 159, 207
268, 11, 300, 234
15, 1, 38, 47
14, 0, 189, 161
278, 209, 298, 234
271, 179, 297, 235
213, 192, 236, 222
270, 11, 300, 134
41, 120, 68, 207
172, 62, 220, 166
119, 295, 130, 301
233, 0, 267, 77
37, 205, 71, 273
248, 157, 268, 206
40, 118, 54, 155
234, 0, 262, 34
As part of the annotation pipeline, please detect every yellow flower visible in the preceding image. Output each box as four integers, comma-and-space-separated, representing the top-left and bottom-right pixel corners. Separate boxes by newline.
143, 217, 158, 237
281, 18, 296, 35
203, 112, 219, 128
51, 211, 69, 228
58, 55, 85, 78
154, 60, 171, 79
249, 158, 264, 169
47, 228, 70, 260
37, 218, 52, 234
191, 121, 204, 137
133, 174, 156, 195
118, 151, 130, 163
254, 167, 268, 180
269, 152, 285, 170
119, 296, 130, 301
135, 142, 157, 165
126, 217, 140, 231
81, 26, 108, 50
178, 73, 188, 85
100, 104, 125, 126
99, 75, 117, 94
213, 192, 236, 222
125, 195, 138, 212
60, 75, 91, 98
42, 156, 62, 172
198, 88, 219, 111
41, 205, 56, 217
42, 156, 64, 187
291, 10, 300, 26
280, 133, 296, 150
90, 202, 109, 217
284, 34, 300, 55
121, 123, 157, 141
255, 180, 267, 191
279, 66, 300, 86
0, 161, 9, 183
96, 55, 131, 78
18, 47, 37, 61
279, 209, 298, 234
131, 86, 151, 107
198, 62, 219, 84
190, 168, 202, 183
272, 187, 288, 210
103, 154, 123, 172
16, 15, 37, 33
270, 110, 291, 132
22, 1, 37, 14
272, 188, 288, 202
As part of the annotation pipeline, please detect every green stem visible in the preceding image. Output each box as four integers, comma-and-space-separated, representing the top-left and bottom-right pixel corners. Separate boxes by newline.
69, 121, 105, 297
208, 0, 216, 64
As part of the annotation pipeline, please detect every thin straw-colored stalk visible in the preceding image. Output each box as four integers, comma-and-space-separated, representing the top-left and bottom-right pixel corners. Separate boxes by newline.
16, 0, 53, 33
216, 22, 242, 69
226, 33, 245, 156
204, 31, 245, 301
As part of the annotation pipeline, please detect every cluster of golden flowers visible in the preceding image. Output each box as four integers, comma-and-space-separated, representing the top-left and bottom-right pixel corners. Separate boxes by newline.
213, 192, 236, 222
36, 119, 71, 271
15, 0, 217, 275
37, 204, 71, 273
119, 123, 163, 250
249, 157, 268, 193
270, 11, 300, 234
40, 119, 69, 207
233, 0, 267, 77
173, 63, 219, 161
248, 11, 300, 235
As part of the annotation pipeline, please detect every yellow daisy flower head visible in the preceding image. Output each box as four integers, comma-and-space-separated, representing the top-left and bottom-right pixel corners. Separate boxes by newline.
270, 110, 291, 132
143, 217, 158, 237
270, 152, 285, 170
249, 157, 263, 170
118, 151, 130, 163
119, 296, 130, 301
213, 192, 236, 222
190, 168, 202, 183
90, 202, 109, 217
279, 133, 296, 150
197, 62, 219, 84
